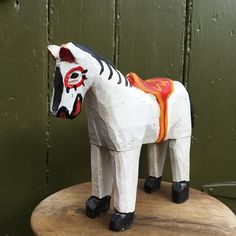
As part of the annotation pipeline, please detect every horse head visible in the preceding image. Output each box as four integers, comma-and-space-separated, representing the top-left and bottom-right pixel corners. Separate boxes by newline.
48, 42, 97, 119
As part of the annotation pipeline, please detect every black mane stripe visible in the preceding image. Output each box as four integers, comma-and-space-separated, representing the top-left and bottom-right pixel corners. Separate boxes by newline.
103, 61, 113, 80
125, 75, 129, 87
116, 70, 122, 84
99, 61, 104, 75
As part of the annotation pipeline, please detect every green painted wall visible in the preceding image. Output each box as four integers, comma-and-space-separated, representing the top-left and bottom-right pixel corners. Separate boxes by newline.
0, 0, 235, 235
188, 0, 236, 212
0, 1, 48, 235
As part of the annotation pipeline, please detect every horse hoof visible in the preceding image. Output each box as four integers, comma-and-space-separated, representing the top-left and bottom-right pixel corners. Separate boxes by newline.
86, 195, 111, 218
172, 181, 189, 204
109, 210, 135, 232
144, 176, 162, 193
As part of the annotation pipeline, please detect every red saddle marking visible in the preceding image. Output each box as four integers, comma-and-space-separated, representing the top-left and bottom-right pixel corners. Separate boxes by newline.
126, 73, 174, 142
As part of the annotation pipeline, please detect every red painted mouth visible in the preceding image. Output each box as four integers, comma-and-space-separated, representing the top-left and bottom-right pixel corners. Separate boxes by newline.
60, 112, 67, 119
71, 99, 81, 117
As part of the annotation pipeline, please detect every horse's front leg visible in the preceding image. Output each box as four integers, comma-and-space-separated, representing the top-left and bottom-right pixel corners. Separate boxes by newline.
86, 144, 113, 218
169, 136, 191, 203
109, 147, 141, 232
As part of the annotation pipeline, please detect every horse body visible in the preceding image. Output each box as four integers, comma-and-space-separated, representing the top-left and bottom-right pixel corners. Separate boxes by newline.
48, 42, 192, 231
86, 72, 160, 151
85, 59, 191, 151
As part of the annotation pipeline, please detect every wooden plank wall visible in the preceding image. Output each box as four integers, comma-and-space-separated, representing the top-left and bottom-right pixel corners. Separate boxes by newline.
188, 0, 236, 211
189, 0, 236, 184
0, 1, 48, 235
0, 0, 235, 235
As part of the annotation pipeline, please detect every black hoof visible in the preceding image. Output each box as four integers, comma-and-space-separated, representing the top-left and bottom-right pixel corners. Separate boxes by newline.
109, 210, 135, 232
172, 181, 189, 204
86, 195, 111, 218
144, 176, 162, 193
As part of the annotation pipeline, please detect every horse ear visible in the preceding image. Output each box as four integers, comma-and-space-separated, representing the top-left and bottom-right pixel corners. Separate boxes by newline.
48, 45, 60, 59
59, 47, 75, 63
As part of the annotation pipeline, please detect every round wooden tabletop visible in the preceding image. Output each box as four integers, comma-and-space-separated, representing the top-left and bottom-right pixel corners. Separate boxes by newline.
31, 180, 236, 236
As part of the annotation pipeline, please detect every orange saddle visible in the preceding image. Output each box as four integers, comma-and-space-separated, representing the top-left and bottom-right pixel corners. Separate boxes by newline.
126, 72, 174, 142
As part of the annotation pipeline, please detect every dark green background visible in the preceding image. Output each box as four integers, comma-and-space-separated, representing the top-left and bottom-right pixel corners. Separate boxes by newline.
0, 0, 235, 235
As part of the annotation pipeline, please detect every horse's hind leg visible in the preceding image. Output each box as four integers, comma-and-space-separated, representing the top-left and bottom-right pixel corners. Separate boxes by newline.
86, 144, 113, 218
144, 141, 168, 193
169, 136, 191, 203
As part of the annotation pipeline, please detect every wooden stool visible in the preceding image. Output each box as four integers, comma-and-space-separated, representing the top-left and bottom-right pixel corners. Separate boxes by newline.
31, 180, 236, 235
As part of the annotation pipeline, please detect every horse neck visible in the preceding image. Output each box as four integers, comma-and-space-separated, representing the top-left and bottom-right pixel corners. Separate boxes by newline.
98, 67, 129, 88
86, 63, 134, 109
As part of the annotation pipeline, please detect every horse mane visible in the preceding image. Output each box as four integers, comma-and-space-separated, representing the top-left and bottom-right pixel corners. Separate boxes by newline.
73, 43, 128, 86
74, 43, 116, 73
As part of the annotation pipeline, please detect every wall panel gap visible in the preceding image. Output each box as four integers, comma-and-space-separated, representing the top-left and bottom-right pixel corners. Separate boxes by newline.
113, 0, 121, 68
182, 0, 193, 88
45, 0, 52, 194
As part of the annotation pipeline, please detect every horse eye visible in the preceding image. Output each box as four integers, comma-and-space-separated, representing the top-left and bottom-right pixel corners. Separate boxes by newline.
71, 73, 79, 79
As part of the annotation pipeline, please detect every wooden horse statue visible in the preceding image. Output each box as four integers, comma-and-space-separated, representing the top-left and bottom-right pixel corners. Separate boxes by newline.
48, 42, 192, 232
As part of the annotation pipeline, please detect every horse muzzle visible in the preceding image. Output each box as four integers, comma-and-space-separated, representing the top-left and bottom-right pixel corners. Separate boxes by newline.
56, 106, 71, 119
56, 94, 82, 119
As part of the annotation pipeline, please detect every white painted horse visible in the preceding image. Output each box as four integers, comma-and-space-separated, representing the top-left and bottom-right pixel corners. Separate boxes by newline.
48, 42, 192, 232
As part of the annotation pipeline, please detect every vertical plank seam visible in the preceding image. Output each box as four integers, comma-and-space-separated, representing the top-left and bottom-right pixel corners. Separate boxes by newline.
113, 0, 120, 68
182, 0, 193, 88
45, 0, 51, 194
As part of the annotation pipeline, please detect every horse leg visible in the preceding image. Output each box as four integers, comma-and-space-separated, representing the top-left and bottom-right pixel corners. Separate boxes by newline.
109, 147, 141, 232
144, 141, 168, 193
169, 136, 191, 203
86, 144, 113, 218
